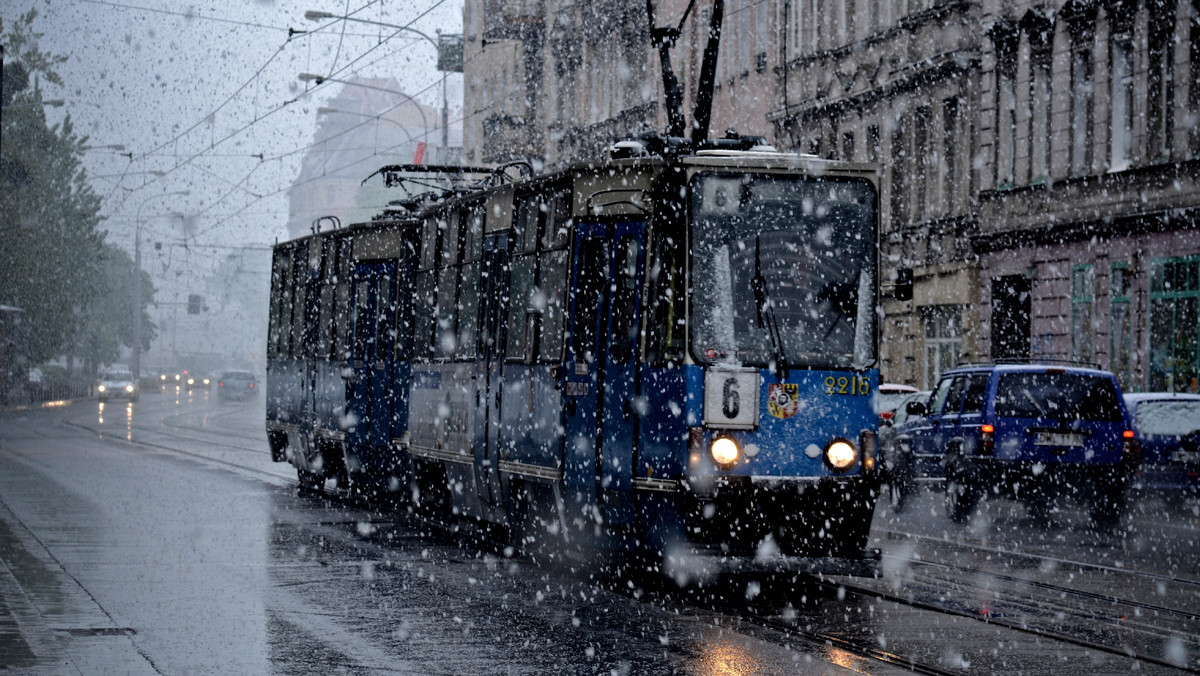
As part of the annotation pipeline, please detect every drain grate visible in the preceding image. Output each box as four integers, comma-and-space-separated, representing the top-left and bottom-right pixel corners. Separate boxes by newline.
59, 627, 137, 637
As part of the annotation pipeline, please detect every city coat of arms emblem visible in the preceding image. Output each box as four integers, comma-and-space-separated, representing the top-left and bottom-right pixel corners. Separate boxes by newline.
767, 383, 799, 419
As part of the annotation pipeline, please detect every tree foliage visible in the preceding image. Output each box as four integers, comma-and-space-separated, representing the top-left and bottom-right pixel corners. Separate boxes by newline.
1, 10, 153, 371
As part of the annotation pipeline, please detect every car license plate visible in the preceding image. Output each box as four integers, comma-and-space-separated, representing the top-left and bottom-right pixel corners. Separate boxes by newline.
1173, 450, 1200, 464
1035, 431, 1084, 447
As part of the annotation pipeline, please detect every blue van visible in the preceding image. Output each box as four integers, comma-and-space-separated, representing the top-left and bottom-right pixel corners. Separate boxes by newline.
904, 363, 1141, 527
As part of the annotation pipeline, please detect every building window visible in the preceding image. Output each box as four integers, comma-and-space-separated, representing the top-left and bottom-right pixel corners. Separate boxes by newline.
924, 306, 963, 389
1071, 47, 1094, 176
1147, 4, 1175, 163
914, 105, 930, 219
1150, 257, 1200, 393
842, 131, 855, 162
1030, 53, 1052, 183
1111, 262, 1134, 391
1190, 1, 1200, 156
1109, 38, 1134, 172
996, 47, 1017, 188
942, 97, 959, 211
1071, 264, 1095, 365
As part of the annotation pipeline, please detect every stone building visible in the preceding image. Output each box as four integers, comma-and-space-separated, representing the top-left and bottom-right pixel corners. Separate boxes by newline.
463, 0, 1200, 393
462, 0, 782, 169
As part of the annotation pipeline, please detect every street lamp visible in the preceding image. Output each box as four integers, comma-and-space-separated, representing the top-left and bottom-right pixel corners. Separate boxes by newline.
299, 73, 430, 151
303, 10, 459, 162
133, 190, 190, 380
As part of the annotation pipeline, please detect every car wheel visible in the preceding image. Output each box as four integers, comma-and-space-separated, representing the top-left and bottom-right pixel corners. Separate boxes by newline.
1089, 481, 1126, 530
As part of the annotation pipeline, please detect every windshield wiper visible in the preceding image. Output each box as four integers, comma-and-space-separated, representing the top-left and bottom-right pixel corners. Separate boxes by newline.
752, 235, 788, 379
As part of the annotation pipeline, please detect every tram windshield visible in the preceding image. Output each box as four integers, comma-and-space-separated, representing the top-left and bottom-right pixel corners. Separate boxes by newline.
690, 173, 877, 370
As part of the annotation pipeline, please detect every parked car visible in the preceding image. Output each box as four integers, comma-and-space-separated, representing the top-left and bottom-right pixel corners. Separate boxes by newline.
97, 369, 139, 402
217, 370, 258, 401
904, 363, 1140, 527
875, 383, 919, 426
878, 390, 931, 510
1125, 392, 1200, 506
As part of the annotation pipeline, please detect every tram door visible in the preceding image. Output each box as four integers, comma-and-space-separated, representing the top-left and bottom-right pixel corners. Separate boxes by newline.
348, 262, 397, 452
475, 233, 510, 508
563, 222, 646, 526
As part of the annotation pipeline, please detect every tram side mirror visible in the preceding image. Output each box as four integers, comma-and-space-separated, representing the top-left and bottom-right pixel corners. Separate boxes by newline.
894, 267, 913, 302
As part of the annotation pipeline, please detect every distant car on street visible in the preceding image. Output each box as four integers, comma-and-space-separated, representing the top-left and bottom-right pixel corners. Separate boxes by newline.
875, 383, 919, 426
98, 369, 139, 402
1125, 392, 1200, 505
903, 362, 1140, 527
182, 370, 211, 390
217, 370, 258, 401
878, 390, 931, 510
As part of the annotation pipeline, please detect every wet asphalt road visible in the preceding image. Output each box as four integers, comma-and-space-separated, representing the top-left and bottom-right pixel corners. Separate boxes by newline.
1, 388, 1198, 674
0, 390, 900, 674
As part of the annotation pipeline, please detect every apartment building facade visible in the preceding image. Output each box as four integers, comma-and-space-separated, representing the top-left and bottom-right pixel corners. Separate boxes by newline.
463, 0, 1200, 393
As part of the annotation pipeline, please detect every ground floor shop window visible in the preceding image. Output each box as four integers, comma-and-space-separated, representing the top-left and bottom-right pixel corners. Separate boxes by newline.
1149, 257, 1200, 393
1110, 262, 1133, 391
923, 305, 962, 389
1071, 264, 1094, 365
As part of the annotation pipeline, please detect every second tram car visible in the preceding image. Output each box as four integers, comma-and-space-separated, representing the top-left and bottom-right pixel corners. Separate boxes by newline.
267, 142, 885, 581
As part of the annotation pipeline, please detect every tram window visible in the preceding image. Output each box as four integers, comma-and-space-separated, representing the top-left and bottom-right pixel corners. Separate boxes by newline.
269, 249, 291, 358
393, 276, 413, 362
289, 248, 308, 358
610, 236, 641, 365
573, 239, 607, 367
462, 205, 485, 263
337, 237, 353, 282
335, 281, 352, 360
646, 233, 685, 365
514, 197, 539, 254
544, 190, 571, 249
412, 270, 437, 361
435, 266, 459, 359
440, 213, 460, 267
419, 217, 439, 270
506, 254, 536, 362
374, 276, 394, 363
538, 249, 568, 362
353, 281, 372, 363
457, 261, 480, 360
318, 284, 334, 358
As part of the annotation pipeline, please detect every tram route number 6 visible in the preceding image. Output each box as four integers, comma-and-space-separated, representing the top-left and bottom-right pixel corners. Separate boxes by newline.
703, 368, 760, 430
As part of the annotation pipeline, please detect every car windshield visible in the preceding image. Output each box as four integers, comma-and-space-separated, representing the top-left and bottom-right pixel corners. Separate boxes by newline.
876, 390, 915, 413
1134, 400, 1200, 435
104, 371, 133, 381
222, 371, 253, 380
994, 372, 1123, 421
690, 174, 877, 370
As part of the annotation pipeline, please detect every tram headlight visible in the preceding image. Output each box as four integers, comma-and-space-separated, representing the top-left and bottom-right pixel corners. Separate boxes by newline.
825, 439, 857, 471
710, 436, 740, 467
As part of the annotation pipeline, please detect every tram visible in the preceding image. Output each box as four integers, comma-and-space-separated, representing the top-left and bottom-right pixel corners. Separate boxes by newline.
267, 139, 887, 581
267, 0, 889, 582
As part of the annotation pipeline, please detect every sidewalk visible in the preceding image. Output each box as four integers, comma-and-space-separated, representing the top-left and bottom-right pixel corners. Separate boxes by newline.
0, 501, 156, 674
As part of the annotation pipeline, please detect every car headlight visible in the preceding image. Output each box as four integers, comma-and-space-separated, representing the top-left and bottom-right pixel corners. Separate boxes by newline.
98, 385, 107, 392
710, 436, 740, 467
125, 384, 135, 393
825, 439, 857, 471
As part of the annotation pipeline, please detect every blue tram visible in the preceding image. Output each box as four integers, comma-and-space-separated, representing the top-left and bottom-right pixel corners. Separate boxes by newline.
267, 143, 885, 581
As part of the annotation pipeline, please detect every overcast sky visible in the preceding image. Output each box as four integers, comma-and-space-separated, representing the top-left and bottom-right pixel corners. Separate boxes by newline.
5, 0, 463, 258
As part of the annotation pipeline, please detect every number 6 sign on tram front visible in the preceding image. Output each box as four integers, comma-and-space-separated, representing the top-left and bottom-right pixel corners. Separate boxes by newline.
703, 367, 760, 429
